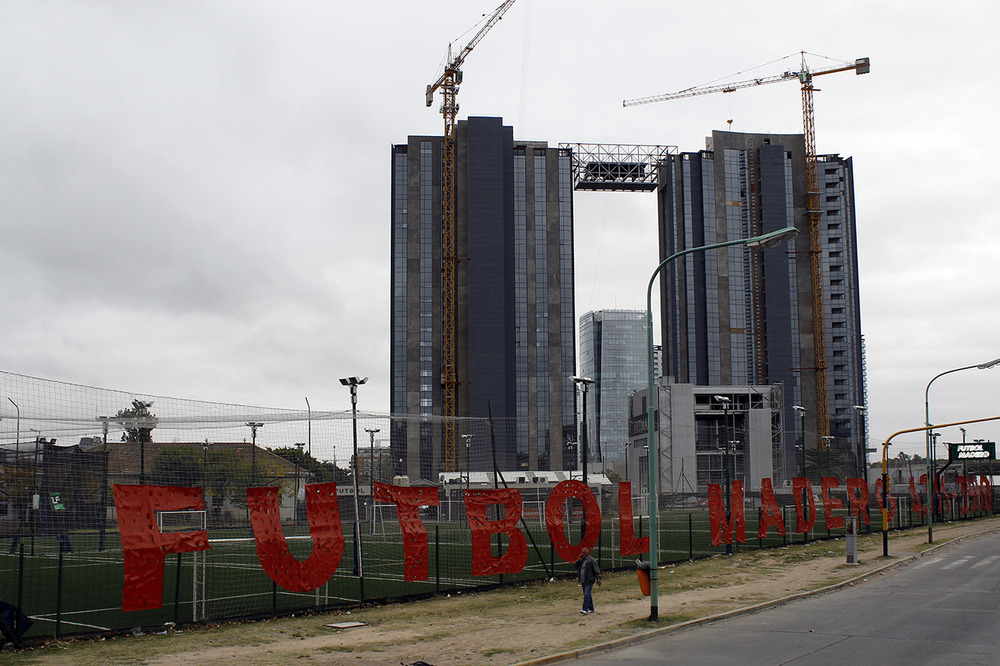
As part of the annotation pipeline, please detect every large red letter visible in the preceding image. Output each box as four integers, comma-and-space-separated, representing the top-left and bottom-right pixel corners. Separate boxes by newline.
374, 482, 440, 581
821, 477, 845, 530
465, 488, 527, 576
618, 481, 649, 556
757, 478, 786, 538
545, 480, 601, 562
707, 480, 745, 546
114, 485, 209, 611
909, 477, 925, 517
248, 482, 344, 591
874, 478, 897, 523
792, 477, 816, 533
956, 476, 970, 515
846, 478, 870, 526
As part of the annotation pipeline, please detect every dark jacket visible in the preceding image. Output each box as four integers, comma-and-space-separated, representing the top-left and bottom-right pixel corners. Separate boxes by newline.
575, 554, 601, 586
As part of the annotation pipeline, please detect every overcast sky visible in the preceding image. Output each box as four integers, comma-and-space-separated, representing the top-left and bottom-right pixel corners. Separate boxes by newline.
1, 1, 998, 458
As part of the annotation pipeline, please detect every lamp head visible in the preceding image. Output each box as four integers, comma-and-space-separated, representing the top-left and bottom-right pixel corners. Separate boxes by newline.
713, 395, 730, 403
745, 226, 799, 249
977, 357, 1000, 370
572, 376, 595, 385
339, 376, 369, 386
792, 405, 806, 413
853, 405, 866, 412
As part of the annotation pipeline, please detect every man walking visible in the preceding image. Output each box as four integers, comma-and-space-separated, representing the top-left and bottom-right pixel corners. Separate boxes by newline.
574, 547, 601, 614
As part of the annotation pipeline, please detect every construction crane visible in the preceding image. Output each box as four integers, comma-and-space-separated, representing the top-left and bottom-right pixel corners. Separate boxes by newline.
426, 1, 516, 472
624, 52, 870, 443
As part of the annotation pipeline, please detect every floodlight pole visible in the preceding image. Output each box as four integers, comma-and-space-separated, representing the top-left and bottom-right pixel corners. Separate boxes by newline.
246, 422, 264, 487
645, 225, 798, 621
573, 376, 595, 542
365, 427, 380, 535
340, 376, 369, 596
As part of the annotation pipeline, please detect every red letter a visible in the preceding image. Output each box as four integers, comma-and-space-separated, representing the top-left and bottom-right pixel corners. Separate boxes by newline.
758, 478, 786, 538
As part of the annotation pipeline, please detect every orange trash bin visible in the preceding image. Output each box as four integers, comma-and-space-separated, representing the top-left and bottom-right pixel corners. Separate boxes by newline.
636, 560, 651, 596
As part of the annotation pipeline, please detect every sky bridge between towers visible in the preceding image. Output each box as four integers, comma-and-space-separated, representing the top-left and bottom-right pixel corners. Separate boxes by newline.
559, 143, 677, 192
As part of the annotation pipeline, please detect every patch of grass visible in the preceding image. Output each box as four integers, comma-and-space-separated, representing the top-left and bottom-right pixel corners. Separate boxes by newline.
481, 647, 516, 657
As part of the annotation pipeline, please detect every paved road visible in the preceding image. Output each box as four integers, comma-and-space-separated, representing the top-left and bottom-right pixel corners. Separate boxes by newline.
581, 533, 1000, 664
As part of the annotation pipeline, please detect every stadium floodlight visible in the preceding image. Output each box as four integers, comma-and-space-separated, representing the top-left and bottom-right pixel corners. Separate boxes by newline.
340, 375, 368, 596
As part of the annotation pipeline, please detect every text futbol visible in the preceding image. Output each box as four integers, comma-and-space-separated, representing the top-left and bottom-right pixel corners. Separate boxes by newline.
113, 475, 991, 611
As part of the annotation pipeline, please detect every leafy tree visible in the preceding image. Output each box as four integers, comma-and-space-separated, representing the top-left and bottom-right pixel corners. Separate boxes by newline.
149, 446, 202, 487
203, 448, 252, 506
0, 462, 34, 526
116, 399, 157, 443
805, 446, 846, 480
271, 447, 351, 484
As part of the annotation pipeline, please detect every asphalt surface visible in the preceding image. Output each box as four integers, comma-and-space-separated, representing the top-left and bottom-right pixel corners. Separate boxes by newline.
577, 532, 1000, 665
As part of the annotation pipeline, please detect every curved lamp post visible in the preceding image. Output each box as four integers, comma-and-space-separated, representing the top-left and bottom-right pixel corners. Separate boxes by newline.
881, 414, 1000, 556
924, 357, 1000, 542
645, 225, 798, 620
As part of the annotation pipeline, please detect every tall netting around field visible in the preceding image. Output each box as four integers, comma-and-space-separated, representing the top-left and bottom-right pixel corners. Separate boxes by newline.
0, 371, 996, 643
0, 372, 625, 639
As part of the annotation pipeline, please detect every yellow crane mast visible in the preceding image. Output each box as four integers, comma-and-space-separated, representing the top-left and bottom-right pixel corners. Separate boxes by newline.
426, 1, 516, 472
624, 53, 870, 443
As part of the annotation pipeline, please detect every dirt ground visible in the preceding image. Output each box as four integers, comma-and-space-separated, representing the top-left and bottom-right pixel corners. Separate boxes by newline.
8, 517, 1000, 666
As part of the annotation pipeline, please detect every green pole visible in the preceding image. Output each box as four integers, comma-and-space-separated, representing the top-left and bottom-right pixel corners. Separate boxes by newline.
56, 550, 64, 638
644, 225, 798, 621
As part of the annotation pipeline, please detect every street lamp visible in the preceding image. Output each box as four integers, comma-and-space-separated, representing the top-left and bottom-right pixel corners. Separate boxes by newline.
246, 422, 264, 487
924, 356, 1000, 543
202, 439, 210, 483
365, 428, 380, 486
573, 376, 595, 542
853, 405, 867, 480
645, 225, 798, 620
714, 395, 733, 555
624, 442, 630, 483
462, 434, 474, 491
365, 428, 380, 535
340, 376, 368, 591
793, 405, 807, 478
294, 441, 305, 526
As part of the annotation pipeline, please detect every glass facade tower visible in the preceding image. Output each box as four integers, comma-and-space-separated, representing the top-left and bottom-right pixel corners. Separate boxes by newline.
578, 310, 648, 476
656, 130, 865, 481
391, 117, 576, 481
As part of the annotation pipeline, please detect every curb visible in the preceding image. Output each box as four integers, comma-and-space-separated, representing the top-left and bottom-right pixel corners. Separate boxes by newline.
514, 524, 1000, 665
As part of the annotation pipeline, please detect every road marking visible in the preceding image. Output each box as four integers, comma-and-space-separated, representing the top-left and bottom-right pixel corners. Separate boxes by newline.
940, 555, 974, 570
911, 556, 942, 570
970, 555, 1000, 569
